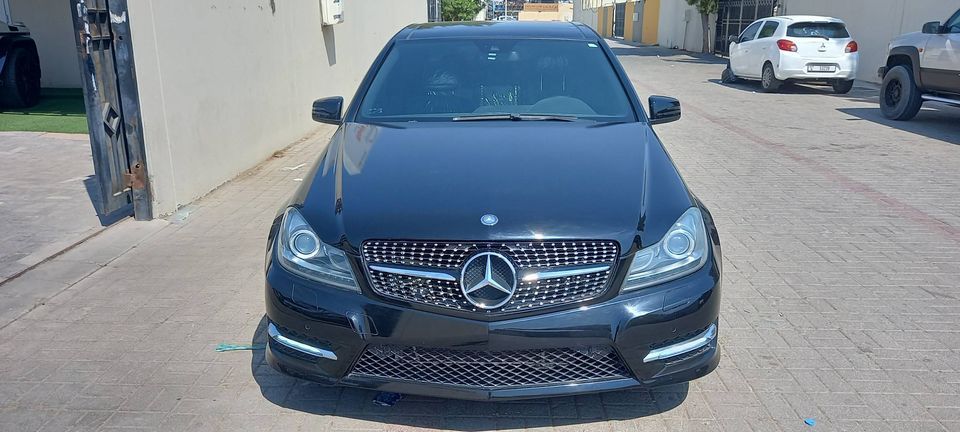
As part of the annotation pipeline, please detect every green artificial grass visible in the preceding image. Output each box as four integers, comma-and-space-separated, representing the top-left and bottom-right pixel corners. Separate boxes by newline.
0, 88, 89, 134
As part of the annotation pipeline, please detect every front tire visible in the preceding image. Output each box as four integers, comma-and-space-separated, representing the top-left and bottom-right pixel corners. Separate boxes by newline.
721, 65, 738, 84
832, 79, 854, 94
759, 63, 781, 93
0, 46, 42, 108
880, 65, 923, 121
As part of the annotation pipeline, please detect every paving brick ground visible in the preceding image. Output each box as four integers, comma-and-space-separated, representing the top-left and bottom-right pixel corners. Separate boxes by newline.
1, 42, 959, 431
0, 132, 105, 284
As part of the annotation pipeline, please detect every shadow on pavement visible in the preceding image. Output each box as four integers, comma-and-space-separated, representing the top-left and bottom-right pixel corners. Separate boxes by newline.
708, 78, 843, 95
82, 175, 133, 226
249, 316, 689, 430
610, 46, 727, 65
707, 76, 960, 145
838, 106, 960, 146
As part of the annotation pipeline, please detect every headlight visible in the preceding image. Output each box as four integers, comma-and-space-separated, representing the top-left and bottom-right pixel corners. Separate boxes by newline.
622, 207, 709, 291
277, 207, 359, 291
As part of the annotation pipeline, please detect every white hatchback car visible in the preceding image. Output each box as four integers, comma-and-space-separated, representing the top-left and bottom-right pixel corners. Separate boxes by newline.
722, 16, 859, 94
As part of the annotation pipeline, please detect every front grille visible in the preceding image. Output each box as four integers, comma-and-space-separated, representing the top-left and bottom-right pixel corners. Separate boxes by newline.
363, 241, 619, 269
362, 240, 620, 314
350, 345, 630, 389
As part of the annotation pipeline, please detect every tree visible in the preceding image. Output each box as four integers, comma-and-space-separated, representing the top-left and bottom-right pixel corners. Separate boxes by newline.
442, 0, 485, 21
686, 0, 718, 53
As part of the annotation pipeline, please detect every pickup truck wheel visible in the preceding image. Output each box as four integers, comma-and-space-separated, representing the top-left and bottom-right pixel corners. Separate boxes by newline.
880, 65, 923, 121
759, 63, 781, 93
0, 47, 42, 108
832, 79, 855, 94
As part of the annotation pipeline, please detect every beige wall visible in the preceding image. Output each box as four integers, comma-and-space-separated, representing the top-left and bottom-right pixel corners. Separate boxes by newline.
657, 0, 714, 52
8, 0, 82, 88
518, 4, 573, 22
127, 0, 425, 216
782, 0, 959, 83
573, 0, 600, 31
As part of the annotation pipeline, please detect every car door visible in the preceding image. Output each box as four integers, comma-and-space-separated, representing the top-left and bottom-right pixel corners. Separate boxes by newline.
752, 20, 781, 73
921, 10, 960, 94
730, 21, 764, 76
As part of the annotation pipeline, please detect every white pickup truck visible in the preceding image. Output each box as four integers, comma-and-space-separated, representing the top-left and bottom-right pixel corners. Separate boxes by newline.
878, 8, 960, 120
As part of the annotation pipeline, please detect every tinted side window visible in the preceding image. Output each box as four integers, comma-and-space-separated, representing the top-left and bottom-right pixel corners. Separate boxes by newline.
739, 21, 763, 42
758, 21, 780, 39
945, 10, 960, 33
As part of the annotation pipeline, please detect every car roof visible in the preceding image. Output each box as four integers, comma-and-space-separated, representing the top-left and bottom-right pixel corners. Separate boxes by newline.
397, 21, 597, 41
767, 15, 846, 24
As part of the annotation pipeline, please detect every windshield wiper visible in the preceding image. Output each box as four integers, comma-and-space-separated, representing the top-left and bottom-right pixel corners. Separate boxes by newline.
452, 113, 579, 122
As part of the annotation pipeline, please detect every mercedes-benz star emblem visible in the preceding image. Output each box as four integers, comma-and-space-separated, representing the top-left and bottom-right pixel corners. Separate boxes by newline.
460, 252, 517, 309
480, 214, 499, 226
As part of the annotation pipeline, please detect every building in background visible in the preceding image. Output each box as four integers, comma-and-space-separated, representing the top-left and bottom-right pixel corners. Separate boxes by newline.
428, 0, 441, 21
6, 0, 425, 220
579, 0, 958, 84
488, 0, 526, 20
519, 2, 574, 22
574, 0, 659, 44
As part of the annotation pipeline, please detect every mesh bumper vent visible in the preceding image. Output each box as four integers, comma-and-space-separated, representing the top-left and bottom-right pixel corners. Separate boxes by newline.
350, 345, 630, 389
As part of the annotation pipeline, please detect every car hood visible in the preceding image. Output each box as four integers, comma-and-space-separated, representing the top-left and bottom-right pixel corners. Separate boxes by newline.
296, 122, 694, 253
889, 31, 927, 49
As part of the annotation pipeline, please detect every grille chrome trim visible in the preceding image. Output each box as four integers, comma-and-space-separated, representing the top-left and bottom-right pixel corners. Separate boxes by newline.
368, 264, 457, 282
350, 344, 630, 389
362, 240, 620, 314
521, 265, 611, 282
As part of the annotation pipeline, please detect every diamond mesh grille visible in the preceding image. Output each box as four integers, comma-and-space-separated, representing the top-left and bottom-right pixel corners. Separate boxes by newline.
363, 241, 619, 269
350, 345, 630, 388
362, 241, 619, 314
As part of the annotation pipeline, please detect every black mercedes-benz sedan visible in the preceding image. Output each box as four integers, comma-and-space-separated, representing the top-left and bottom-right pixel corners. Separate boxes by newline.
264, 21, 721, 400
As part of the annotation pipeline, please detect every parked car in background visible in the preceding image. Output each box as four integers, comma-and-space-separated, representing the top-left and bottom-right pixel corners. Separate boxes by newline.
878, 8, 960, 121
0, 2, 42, 108
264, 22, 722, 401
722, 16, 858, 94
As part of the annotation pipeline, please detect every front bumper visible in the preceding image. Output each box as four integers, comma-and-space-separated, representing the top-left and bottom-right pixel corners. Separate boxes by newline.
264, 251, 721, 401
777, 52, 859, 81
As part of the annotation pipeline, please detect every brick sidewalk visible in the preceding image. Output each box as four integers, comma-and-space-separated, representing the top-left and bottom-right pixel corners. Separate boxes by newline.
0, 132, 106, 284
0, 43, 958, 431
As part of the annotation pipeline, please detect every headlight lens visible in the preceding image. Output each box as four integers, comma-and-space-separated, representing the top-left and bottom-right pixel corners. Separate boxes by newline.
277, 207, 359, 291
622, 207, 709, 291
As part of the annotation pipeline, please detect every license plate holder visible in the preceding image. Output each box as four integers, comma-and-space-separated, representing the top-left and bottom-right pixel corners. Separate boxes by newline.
808, 65, 837, 73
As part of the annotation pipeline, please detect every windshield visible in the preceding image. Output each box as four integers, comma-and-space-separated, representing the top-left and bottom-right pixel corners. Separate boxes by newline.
357, 38, 635, 122
787, 22, 850, 39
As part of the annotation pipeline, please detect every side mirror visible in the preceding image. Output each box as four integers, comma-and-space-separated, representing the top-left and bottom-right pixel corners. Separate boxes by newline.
922, 21, 943, 34
728, 35, 739, 45
648, 96, 681, 125
312, 96, 344, 124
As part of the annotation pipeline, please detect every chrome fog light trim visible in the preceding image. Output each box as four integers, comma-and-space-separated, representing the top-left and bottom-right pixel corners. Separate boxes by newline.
643, 324, 717, 363
268, 323, 338, 360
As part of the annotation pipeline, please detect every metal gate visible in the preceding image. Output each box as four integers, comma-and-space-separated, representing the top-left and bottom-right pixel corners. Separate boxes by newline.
714, 0, 780, 55
71, 0, 150, 220
613, 2, 626, 38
